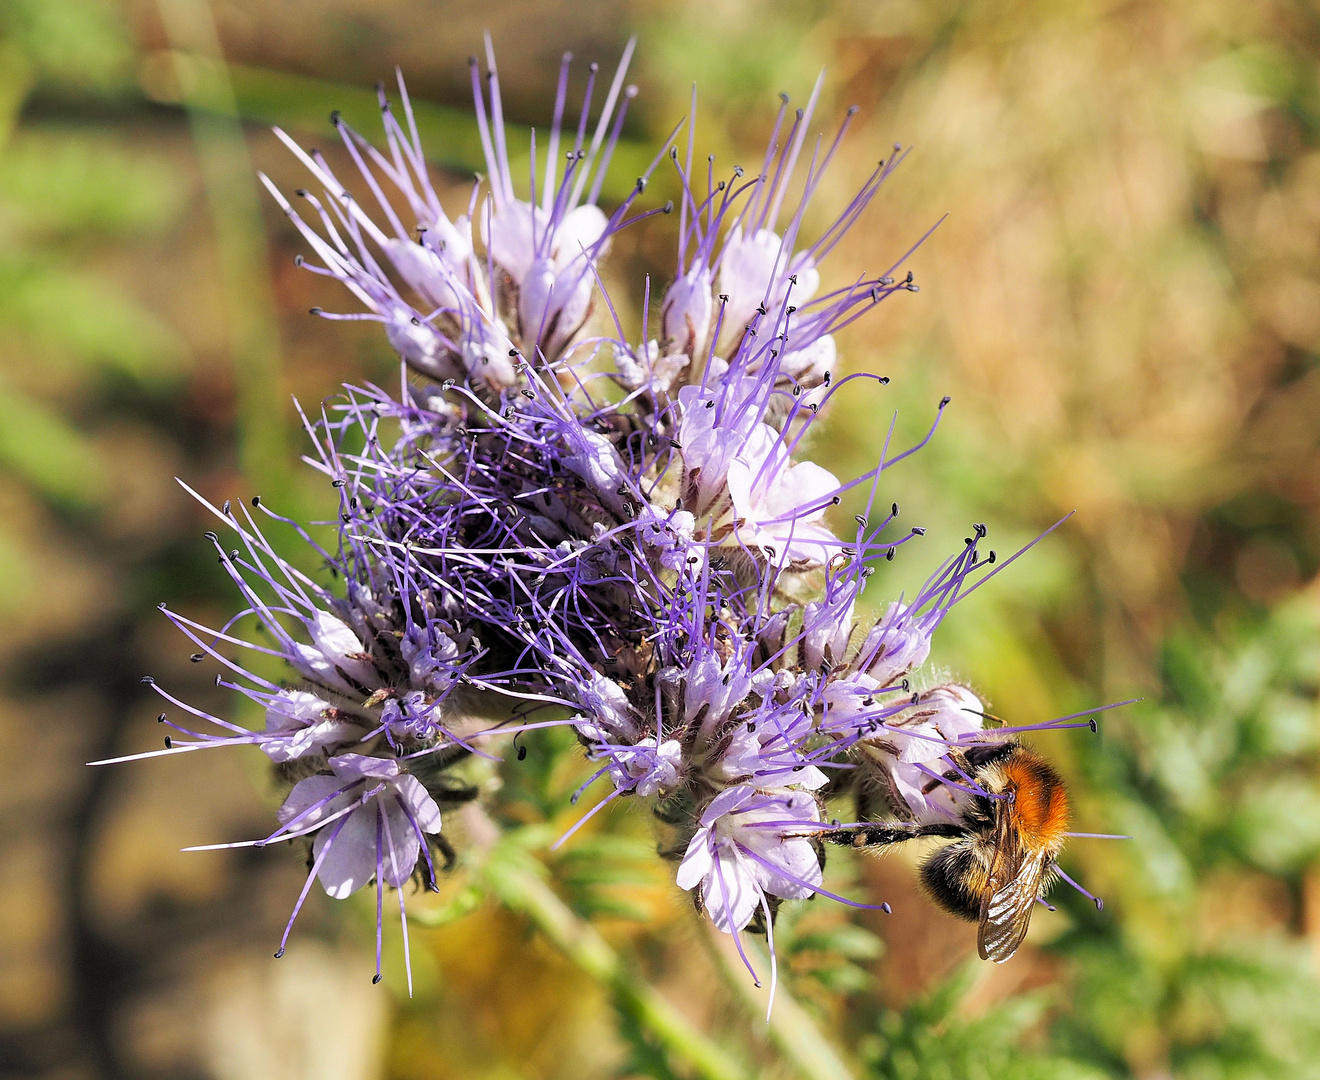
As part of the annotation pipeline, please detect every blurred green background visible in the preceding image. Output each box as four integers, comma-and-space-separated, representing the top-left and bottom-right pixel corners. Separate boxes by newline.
4, 0, 1320, 1077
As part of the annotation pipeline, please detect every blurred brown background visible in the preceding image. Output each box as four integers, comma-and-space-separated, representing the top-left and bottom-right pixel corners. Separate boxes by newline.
4, 0, 1320, 1077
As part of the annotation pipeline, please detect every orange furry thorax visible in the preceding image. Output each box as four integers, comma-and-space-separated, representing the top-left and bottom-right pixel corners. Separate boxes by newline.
1001, 749, 1070, 850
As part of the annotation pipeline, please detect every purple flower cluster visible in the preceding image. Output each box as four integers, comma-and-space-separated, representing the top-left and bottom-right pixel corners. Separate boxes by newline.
106, 39, 1085, 992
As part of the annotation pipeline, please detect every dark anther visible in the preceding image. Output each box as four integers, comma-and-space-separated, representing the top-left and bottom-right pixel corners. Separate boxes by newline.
222, 500, 231, 515
793, 765, 804, 772
939, 395, 951, 408
521, 389, 535, 399
158, 713, 166, 723
190, 653, 204, 663
787, 305, 797, 314
252, 496, 261, 507
372, 974, 383, 985
329, 109, 341, 125
879, 376, 890, 384
663, 200, 674, 214
901, 679, 910, 691
309, 307, 323, 315
892, 502, 899, 516
831, 496, 841, 505
789, 274, 798, 285
295, 188, 309, 197
881, 902, 892, 914
214, 674, 223, 687
516, 743, 527, 761
911, 527, 926, 536
886, 548, 895, 561
333, 479, 346, 488
905, 271, 914, 285
204, 531, 218, 542
705, 399, 715, 409
911, 692, 920, 705
879, 276, 894, 286
855, 514, 868, 527
141, 675, 155, 685
1089, 718, 1099, 733
294, 255, 303, 267
635, 177, 647, 193
793, 385, 802, 397
164, 736, 172, 749
974, 523, 987, 538
718, 293, 729, 303
988, 550, 997, 563
410, 316, 421, 326
823, 370, 832, 385
747, 722, 756, 732
669, 146, 678, 159
509, 348, 519, 357
273, 947, 285, 958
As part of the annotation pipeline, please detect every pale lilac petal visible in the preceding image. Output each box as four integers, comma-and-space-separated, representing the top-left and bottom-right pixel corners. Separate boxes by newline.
675, 827, 715, 891
391, 774, 442, 835
380, 796, 423, 888
707, 848, 760, 933
700, 784, 758, 826
553, 204, 608, 268
313, 805, 377, 899
277, 775, 355, 828
329, 753, 401, 780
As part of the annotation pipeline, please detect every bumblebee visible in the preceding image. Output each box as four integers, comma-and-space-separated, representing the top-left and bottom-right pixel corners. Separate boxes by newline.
828, 740, 1069, 962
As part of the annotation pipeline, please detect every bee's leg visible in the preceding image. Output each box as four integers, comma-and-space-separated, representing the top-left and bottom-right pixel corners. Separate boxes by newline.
825, 821, 965, 849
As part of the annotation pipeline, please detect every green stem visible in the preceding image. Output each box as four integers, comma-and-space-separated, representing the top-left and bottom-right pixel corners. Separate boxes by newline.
481, 853, 749, 1080
703, 922, 856, 1080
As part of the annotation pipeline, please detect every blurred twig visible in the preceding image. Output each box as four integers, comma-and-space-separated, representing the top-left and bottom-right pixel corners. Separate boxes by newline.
154, 0, 289, 498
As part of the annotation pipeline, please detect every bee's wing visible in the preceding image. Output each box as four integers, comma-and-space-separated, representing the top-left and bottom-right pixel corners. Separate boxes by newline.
976, 803, 1050, 963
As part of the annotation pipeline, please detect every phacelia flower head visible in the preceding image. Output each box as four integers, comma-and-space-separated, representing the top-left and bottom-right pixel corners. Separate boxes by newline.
102, 37, 1104, 1007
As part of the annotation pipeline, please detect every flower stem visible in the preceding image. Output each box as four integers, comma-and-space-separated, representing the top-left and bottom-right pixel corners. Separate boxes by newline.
480, 851, 748, 1080
703, 922, 857, 1080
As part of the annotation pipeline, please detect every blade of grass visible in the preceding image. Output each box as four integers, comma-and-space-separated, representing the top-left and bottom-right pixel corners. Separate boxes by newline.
153, 0, 289, 500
